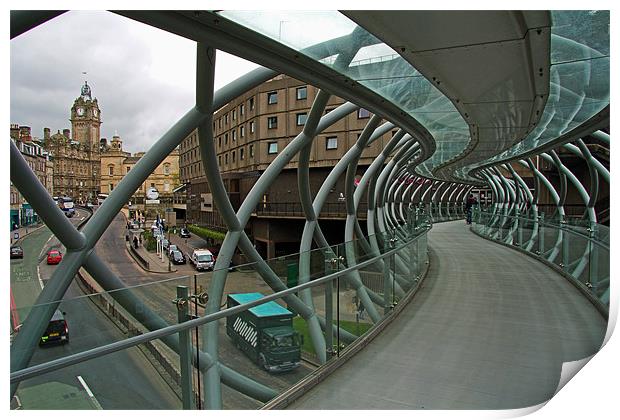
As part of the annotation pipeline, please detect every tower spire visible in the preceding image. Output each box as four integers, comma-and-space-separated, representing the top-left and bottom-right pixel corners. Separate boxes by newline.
80, 75, 92, 100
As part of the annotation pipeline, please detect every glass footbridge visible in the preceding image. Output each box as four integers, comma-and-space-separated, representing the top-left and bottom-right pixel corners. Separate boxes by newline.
10, 10, 610, 411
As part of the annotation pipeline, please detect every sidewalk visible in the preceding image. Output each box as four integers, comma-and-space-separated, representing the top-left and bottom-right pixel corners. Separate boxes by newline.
126, 240, 177, 274
10, 223, 45, 246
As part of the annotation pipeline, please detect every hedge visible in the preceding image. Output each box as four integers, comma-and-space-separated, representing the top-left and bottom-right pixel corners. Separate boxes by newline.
187, 224, 226, 242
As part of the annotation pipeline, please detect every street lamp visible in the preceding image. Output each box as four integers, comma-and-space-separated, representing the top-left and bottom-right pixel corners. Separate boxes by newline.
168, 227, 172, 272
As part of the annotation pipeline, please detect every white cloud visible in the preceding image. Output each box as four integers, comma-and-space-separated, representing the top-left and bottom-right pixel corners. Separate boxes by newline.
10, 10, 259, 153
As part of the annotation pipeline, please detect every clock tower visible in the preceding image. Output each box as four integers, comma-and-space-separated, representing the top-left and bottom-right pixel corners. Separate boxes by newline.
69, 81, 102, 200
70, 81, 101, 150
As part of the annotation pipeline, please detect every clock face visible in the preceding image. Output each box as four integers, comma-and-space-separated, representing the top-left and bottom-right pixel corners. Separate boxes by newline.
77, 107, 85, 116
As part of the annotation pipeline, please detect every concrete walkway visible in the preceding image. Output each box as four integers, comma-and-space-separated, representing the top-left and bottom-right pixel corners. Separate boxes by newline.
287, 220, 607, 410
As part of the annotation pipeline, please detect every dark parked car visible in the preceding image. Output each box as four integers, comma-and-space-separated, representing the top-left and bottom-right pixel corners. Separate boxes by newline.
170, 250, 186, 265
39, 309, 69, 345
10, 246, 24, 259
180, 228, 191, 238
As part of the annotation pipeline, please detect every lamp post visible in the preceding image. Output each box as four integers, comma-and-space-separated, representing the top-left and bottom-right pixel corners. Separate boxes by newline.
168, 226, 171, 272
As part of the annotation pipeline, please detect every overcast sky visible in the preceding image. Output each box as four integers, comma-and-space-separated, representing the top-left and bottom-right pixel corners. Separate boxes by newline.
10, 10, 260, 153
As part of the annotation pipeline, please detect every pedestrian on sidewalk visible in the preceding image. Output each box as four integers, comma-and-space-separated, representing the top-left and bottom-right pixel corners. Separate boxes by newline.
133, 236, 139, 249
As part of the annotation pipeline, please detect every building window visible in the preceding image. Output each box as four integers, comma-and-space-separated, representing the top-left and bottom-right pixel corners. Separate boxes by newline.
163, 163, 170, 175
232, 109, 237, 120
240, 148, 244, 160
232, 151, 236, 162
218, 155, 222, 166
249, 97, 255, 110
250, 120, 255, 133
240, 125, 245, 138
151, 183, 155, 188
218, 137, 222, 148
108, 166, 114, 175
218, 118, 222, 128
296, 113, 307, 126
126, 166, 130, 173
224, 114, 228, 124
267, 91, 278, 105
232, 130, 237, 141
225, 154, 228, 164
326, 136, 338, 150
249, 144, 254, 157
296, 86, 307, 100
267, 116, 278, 129
268, 142, 278, 154
225, 133, 228, 145
358, 108, 371, 119
240, 103, 244, 116
109, 183, 114, 191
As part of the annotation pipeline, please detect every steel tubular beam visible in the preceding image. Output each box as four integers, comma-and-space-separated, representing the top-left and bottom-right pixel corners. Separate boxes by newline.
574, 139, 600, 210
9, 141, 86, 250
10, 10, 67, 39
563, 142, 609, 184
542, 151, 596, 222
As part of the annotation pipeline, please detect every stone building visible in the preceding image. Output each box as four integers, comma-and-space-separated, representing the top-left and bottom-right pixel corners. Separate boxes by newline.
44, 81, 101, 203
179, 75, 398, 259
9, 125, 52, 228
100, 135, 180, 218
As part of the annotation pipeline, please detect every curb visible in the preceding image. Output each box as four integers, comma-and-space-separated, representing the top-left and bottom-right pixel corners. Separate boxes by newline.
124, 242, 178, 274
119, 211, 177, 274
75, 268, 184, 402
12, 224, 46, 246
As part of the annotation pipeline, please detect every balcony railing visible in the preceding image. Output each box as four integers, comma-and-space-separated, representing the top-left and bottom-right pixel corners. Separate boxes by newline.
254, 201, 369, 218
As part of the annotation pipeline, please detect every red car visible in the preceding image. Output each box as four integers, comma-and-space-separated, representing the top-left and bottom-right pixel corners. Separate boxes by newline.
47, 249, 63, 265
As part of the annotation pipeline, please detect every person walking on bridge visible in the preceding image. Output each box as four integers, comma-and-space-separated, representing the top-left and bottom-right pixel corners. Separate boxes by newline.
466, 193, 478, 225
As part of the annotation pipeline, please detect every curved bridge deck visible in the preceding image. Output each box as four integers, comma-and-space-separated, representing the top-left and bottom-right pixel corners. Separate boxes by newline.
287, 220, 607, 409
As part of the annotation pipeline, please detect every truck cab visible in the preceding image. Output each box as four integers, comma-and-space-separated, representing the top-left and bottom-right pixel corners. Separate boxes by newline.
226, 293, 301, 372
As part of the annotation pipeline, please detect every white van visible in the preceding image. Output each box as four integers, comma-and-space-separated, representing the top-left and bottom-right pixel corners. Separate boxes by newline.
190, 249, 215, 271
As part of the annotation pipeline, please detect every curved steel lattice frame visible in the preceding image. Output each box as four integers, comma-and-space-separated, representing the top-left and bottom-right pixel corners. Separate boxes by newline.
9, 10, 609, 410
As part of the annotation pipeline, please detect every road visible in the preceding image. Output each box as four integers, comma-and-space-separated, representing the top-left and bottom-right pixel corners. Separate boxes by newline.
96, 213, 314, 409
11, 208, 181, 409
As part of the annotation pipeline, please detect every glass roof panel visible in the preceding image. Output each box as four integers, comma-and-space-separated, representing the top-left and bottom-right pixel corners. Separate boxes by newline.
462, 10, 609, 176
219, 10, 471, 175
219, 10, 608, 182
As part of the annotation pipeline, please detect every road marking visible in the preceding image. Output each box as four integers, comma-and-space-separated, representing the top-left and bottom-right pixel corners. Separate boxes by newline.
77, 375, 103, 409
36, 265, 44, 290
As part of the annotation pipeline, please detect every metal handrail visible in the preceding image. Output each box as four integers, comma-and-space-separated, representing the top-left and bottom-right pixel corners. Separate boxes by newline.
474, 210, 609, 250
11, 222, 431, 383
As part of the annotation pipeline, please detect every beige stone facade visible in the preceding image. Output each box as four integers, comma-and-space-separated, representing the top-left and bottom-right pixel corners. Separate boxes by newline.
44, 81, 101, 203
100, 135, 180, 216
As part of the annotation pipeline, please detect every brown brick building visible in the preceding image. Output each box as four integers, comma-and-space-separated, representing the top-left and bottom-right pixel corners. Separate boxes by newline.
179, 75, 397, 258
